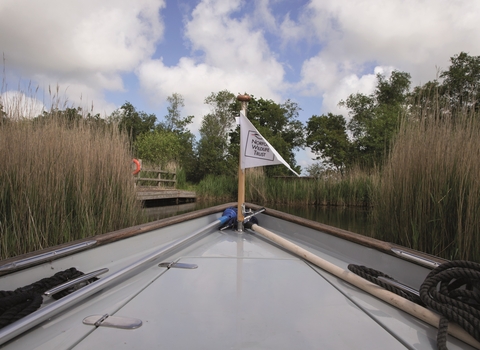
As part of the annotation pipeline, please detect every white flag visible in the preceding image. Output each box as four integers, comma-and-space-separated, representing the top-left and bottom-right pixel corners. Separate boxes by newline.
240, 111, 300, 176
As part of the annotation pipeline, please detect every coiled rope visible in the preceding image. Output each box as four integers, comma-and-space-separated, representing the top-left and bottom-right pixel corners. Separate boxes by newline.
347, 264, 424, 305
0, 267, 94, 329
419, 260, 480, 350
349, 261, 480, 350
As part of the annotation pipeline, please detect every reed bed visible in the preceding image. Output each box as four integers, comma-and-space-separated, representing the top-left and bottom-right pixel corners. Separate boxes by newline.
196, 102, 480, 264
246, 167, 375, 207
0, 117, 145, 259
375, 104, 480, 261
196, 174, 238, 200
196, 167, 375, 207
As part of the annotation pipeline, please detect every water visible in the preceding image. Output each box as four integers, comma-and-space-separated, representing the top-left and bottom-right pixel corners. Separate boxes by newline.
267, 203, 374, 237
144, 200, 374, 237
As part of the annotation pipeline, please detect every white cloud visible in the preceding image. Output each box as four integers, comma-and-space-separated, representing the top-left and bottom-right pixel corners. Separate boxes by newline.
298, 54, 389, 116
0, 91, 45, 119
0, 0, 166, 114
290, 0, 480, 168
137, 0, 286, 131
295, 0, 480, 117
138, 57, 242, 131
321, 66, 397, 117
252, 0, 277, 32
278, 13, 309, 46
2, 0, 480, 174
299, 55, 341, 95
184, 0, 284, 81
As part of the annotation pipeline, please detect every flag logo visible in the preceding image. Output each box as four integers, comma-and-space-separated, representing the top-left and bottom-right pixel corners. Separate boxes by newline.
244, 130, 275, 161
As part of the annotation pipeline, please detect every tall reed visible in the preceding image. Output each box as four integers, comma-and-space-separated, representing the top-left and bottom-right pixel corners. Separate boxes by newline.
246, 167, 375, 207
196, 167, 375, 207
375, 100, 480, 261
196, 174, 238, 200
0, 117, 145, 259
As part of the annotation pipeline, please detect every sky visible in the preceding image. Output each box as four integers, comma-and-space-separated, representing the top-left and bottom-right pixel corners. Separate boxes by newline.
1, 0, 479, 172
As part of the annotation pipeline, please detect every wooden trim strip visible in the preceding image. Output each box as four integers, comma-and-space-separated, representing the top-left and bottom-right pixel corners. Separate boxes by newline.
246, 203, 391, 250
95, 202, 236, 245
245, 203, 447, 268
0, 202, 236, 276
1, 201, 446, 275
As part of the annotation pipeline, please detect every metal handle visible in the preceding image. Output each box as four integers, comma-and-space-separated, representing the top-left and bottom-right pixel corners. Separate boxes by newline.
243, 208, 266, 222
377, 276, 420, 297
391, 248, 442, 268
44, 268, 109, 296
0, 217, 223, 346
0, 241, 97, 273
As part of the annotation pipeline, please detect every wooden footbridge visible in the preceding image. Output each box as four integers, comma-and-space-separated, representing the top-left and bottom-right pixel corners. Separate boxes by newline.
136, 188, 196, 202
133, 162, 196, 202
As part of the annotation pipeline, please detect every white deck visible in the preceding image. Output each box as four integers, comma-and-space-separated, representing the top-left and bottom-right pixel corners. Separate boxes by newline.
0, 213, 474, 349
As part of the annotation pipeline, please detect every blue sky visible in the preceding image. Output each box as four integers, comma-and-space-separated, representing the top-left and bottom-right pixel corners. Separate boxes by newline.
1, 0, 479, 172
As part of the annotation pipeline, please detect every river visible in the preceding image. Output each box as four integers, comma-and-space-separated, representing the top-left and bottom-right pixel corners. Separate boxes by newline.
143, 200, 374, 237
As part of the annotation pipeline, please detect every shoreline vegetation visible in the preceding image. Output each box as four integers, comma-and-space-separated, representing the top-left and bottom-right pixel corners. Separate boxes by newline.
197, 167, 375, 208
0, 114, 146, 259
196, 100, 480, 263
1, 102, 479, 263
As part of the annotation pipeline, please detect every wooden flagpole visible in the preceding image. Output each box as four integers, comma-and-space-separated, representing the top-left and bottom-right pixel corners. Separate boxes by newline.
237, 94, 251, 231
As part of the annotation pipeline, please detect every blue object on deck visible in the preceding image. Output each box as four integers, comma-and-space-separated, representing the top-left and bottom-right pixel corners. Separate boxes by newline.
220, 207, 237, 225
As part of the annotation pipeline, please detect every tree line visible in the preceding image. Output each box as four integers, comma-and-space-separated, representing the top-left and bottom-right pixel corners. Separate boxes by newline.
306, 51, 480, 176
2, 51, 478, 183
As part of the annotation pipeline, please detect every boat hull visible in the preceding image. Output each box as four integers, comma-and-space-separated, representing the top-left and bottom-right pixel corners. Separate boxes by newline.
0, 203, 474, 349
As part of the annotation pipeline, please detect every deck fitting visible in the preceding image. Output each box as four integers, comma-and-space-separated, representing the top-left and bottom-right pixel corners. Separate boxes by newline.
83, 314, 142, 329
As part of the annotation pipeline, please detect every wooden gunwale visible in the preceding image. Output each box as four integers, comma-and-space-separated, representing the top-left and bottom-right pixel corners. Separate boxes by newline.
246, 203, 448, 268
0, 202, 236, 276
1, 202, 446, 276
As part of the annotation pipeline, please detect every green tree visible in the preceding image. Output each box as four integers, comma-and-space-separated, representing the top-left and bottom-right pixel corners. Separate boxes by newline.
197, 114, 230, 177
409, 80, 441, 117
409, 52, 480, 120
440, 52, 480, 111
134, 129, 182, 165
376, 70, 411, 105
306, 113, 351, 173
159, 93, 196, 181
305, 162, 329, 178
34, 107, 83, 125
110, 102, 157, 142
161, 93, 194, 133
33, 107, 105, 129
339, 70, 411, 168
197, 90, 238, 179
204, 90, 238, 135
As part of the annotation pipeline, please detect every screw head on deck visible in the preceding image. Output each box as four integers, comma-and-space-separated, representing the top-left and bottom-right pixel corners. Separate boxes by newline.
237, 94, 251, 102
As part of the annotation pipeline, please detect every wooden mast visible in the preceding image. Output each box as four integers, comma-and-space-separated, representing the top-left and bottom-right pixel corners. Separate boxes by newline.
236, 94, 251, 231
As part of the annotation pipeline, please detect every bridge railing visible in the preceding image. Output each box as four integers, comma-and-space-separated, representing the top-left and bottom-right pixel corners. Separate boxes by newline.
134, 161, 176, 189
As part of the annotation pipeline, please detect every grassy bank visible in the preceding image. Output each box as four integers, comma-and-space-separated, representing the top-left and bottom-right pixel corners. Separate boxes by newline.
3, 93, 478, 263
0, 117, 145, 259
